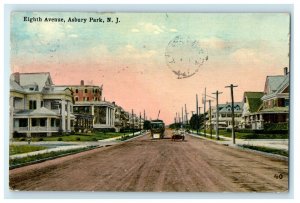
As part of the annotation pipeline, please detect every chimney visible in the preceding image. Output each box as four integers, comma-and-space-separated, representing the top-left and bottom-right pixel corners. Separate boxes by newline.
14, 72, 20, 84
284, 67, 288, 75
80, 80, 84, 86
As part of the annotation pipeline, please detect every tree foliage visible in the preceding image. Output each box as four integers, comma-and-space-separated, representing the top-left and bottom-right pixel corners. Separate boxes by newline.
143, 120, 151, 130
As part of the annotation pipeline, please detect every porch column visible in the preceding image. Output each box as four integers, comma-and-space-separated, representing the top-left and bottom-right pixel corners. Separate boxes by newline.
67, 101, 71, 132
106, 107, 109, 126
61, 100, 66, 132
91, 105, 95, 125
109, 108, 111, 126
112, 108, 115, 127
47, 117, 51, 136
27, 117, 32, 137
9, 96, 14, 140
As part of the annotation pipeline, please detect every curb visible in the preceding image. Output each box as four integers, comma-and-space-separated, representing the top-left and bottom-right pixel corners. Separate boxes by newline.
188, 133, 288, 161
9, 145, 101, 170
120, 131, 149, 142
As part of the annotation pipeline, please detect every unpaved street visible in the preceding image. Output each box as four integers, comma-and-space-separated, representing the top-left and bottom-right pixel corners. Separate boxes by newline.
9, 129, 288, 192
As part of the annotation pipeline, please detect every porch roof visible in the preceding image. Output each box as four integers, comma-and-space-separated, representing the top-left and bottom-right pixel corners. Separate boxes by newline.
259, 106, 289, 114
14, 107, 59, 117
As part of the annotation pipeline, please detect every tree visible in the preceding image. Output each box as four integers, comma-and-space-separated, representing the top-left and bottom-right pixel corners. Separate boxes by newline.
143, 120, 151, 130
190, 114, 200, 130
189, 114, 205, 130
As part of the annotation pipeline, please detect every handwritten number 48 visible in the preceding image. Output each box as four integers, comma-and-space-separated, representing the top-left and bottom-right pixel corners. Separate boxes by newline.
274, 173, 283, 179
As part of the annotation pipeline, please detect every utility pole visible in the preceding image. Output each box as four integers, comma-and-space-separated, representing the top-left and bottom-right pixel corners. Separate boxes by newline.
196, 94, 199, 134
212, 91, 222, 140
132, 109, 134, 136
225, 84, 238, 144
143, 109, 145, 131
198, 107, 202, 135
185, 104, 188, 125
181, 107, 184, 129
203, 88, 206, 136
139, 112, 142, 133
207, 99, 213, 139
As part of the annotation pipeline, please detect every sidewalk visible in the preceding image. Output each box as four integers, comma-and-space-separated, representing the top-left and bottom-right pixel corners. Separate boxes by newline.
10, 131, 147, 159
190, 132, 288, 151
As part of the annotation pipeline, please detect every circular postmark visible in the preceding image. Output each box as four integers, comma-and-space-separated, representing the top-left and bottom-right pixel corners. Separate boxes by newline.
165, 35, 208, 79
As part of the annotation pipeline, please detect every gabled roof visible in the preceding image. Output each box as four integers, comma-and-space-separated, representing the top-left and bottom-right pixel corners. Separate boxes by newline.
244, 92, 264, 113
18, 72, 53, 92
219, 102, 243, 113
264, 75, 286, 94
262, 73, 289, 100
10, 79, 24, 93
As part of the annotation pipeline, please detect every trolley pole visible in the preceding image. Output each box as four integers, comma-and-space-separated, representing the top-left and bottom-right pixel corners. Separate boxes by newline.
212, 91, 222, 140
225, 84, 238, 144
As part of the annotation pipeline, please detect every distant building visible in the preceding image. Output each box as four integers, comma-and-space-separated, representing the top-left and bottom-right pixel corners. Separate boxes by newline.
59, 80, 116, 132
10, 72, 75, 139
208, 102, 243, 130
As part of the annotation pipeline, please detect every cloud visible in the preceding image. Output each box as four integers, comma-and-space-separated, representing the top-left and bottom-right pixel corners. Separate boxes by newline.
122, 44, 157, 58
69, 34, 78, 38
200, 37, 228, 50
230, 48, 275, 67
131, 28, 140, 33
134, 22, 164, 34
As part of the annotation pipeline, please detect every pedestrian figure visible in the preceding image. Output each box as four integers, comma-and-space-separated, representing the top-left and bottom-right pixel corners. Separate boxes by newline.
27, 138, 31, 145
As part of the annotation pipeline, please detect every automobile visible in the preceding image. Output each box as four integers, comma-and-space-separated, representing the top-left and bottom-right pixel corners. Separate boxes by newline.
172, 129, 185, 141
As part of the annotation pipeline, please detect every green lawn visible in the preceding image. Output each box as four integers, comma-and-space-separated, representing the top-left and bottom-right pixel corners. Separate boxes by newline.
200, 129, 288, 139
13, 132, 132, 142
10, 146, 97, 167
241, 145, 288, 157
10, 145, 48, 155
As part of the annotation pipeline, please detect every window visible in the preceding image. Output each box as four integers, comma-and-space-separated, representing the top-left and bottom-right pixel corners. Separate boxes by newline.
85, 89, 88, 93
284, 99, 289, 107
31, 118, 37, 126
75, 89, 78, 93
83, 97, 86, 101
87, 97, 89, 101
41, 101, 44, 107
29, 100, 37, 110
51, 118, 56, 127
40, 118, 46, 127
75, 97, 79, 101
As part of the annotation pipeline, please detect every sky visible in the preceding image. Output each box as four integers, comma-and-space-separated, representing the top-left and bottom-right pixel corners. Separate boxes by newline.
10, 12, 290, 124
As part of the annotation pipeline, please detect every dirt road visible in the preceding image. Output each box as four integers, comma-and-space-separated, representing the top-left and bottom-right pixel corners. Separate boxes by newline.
9, 129, 288, 192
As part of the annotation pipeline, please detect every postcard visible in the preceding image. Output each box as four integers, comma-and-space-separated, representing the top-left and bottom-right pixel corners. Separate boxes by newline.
9, 12, 290, 192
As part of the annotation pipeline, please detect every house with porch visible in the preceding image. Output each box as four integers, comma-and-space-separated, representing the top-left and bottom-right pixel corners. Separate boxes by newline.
10, 72, 75, 139
208, 102, 243, 130
241, 67, 289, 129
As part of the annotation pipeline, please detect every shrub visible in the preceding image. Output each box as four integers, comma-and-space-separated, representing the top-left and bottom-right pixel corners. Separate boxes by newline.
92, 137, 97, 141
57, 137, 63, 141
76, 137, 81, 141
38, 138, 44, 141
20, 138, 26, 141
